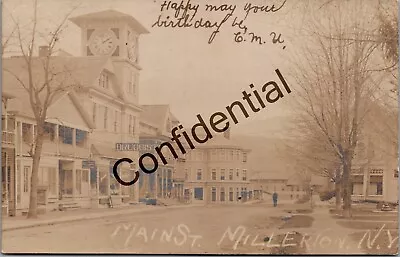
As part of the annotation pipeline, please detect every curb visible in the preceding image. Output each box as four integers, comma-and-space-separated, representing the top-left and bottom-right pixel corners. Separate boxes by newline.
2, 204, 205, 232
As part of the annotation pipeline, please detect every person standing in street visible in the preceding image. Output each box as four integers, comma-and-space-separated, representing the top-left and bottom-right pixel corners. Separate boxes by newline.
272, 192, 278, 207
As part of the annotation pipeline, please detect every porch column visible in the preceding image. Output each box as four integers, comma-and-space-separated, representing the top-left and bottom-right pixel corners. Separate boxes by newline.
382, 169, 387, 201
161, 169, 164, 198
362, 167, 369, 200
72, 162, 76, 197
18, 122, 22, 155
107, 166, 110, 197
55, 125, 59, 155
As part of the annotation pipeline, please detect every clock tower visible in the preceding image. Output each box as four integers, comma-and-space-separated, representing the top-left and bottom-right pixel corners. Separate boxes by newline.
69, 10, 149, 103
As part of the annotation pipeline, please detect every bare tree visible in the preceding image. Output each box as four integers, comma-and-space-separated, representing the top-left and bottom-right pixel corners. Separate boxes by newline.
289, 0, 383, 217
3, 0, 80, 218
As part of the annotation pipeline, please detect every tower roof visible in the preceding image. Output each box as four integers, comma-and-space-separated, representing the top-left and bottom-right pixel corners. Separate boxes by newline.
69, 9, 149, 34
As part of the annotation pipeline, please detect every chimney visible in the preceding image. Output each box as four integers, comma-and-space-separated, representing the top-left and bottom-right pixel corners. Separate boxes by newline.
223, 127, 230, 139
39, 46, 50, 57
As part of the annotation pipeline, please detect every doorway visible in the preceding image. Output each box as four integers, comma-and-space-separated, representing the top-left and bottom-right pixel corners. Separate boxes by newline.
59, 160, 73, 200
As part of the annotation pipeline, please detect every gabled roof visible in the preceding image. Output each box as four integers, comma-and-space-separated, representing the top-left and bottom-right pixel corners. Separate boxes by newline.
3, 56, 111, 91
69, 9, 149, 34
2, 56, 105, 129
140, 105, 170, 130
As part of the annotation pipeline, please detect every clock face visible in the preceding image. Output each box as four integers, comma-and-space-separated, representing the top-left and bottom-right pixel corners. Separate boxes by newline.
89, 29, 117, 56
127, 32, 137, 62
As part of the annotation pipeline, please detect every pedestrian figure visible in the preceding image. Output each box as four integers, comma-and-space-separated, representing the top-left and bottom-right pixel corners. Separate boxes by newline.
272, 192, 278, 207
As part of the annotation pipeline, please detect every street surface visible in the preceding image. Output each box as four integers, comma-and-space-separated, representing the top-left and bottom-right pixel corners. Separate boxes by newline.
3, 204, 286, 254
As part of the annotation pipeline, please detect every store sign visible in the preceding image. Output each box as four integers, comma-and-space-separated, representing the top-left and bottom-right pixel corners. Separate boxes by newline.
115, 143, 158, 151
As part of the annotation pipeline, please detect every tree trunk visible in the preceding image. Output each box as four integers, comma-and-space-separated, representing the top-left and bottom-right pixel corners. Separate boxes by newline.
342, 153, 352, 218
335, 181, 342, 211
27, 132, 44, 219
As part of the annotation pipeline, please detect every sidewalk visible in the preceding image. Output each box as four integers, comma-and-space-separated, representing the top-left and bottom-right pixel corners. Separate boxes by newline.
262, 203, 366, 254
305, 207, 366, 254
2, 203, 204, 232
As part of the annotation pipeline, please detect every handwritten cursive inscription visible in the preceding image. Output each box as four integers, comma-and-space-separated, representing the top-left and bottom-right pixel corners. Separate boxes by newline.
152, 0, 288, 48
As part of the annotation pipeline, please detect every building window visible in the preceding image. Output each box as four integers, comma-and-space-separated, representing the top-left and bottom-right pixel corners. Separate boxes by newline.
242, 170, 247, 181
211, 187, 216, 202
76, 130, 87, 148
220, 169, 225, 180
229, 169, 233, 180
99, 166, 109, 196
197, 151, 203, 161
128, 115, 132, 134
23, 166, 30, 193
22, 123, 33, 144
243, 152, 247, 162
99, 72, 109, 89
229, 187, 233, 201
212, 169, 216, 180
43, 122, 56, 142
211, 149, 217, 160
220, 187, 225, 202
114, 110, 119, 132
128, 115, 136, 135
58, 126, 73, 145
104, 107, 108, 129
194, 187, 203, 200
196, 169, 202, 180
128, 71, 136, 94
376, 182, 383, 195
236, 150, 240, 160
230, 150, 234, 160
236, 169, 240, 177
92, 103, 97, 124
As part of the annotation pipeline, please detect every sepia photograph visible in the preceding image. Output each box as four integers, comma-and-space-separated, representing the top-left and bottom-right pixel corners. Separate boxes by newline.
1, 0, 399, 254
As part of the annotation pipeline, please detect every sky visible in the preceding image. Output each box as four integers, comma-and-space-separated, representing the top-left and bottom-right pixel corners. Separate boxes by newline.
2, 0, 392, 134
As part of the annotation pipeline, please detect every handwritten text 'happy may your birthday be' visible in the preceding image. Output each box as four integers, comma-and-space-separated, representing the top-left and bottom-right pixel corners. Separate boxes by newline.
152, 0, 287, 48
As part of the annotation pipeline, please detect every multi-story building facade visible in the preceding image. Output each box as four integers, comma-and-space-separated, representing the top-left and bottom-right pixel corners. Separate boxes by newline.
183, 131, 251, 204
68, 9, 149, 207
138, 105, 183, 201
350, 102, 398, 204
2, 69, 94, 213
2, 9, 149, 214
